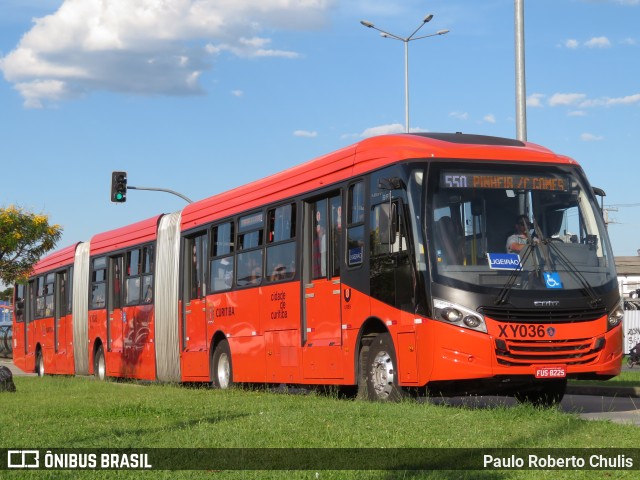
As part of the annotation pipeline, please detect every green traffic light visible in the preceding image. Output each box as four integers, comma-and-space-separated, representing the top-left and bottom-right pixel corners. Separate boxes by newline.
116, 193, 124, 200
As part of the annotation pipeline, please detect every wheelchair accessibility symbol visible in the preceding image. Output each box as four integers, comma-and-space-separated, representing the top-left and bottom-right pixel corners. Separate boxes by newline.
544, 272, 563, 289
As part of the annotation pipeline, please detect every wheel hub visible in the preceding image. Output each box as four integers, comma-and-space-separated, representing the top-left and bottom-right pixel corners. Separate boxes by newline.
371, 351, 395, 399
217, 353, 230, 389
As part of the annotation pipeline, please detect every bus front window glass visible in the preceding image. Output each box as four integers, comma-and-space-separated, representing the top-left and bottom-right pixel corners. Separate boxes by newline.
427, 164, 616, 293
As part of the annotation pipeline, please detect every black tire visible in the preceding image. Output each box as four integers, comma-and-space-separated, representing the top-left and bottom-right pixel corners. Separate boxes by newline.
35, 349, 45, 377
514, 379, 567, 407
211, 340, 233, 389
364, 332, 405, 402
94, 345, 107, 381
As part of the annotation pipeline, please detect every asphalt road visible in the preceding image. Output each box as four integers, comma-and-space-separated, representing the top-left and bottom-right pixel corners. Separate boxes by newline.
2, 358, 639, 426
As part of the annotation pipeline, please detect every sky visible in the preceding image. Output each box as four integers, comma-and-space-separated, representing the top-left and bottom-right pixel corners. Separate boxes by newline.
1, 0, 639, 262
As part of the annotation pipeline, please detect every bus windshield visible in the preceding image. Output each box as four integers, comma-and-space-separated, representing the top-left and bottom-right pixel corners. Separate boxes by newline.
426, 163, 616, 294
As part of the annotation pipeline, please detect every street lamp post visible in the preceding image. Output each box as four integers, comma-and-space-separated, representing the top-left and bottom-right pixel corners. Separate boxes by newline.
361, 15, 449, 133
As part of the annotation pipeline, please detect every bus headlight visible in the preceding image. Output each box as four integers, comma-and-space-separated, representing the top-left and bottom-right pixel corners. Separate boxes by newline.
433, 298, 487, 333
607, 304, 624, 330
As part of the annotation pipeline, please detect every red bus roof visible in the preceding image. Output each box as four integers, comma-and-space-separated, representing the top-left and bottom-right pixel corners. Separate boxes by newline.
31, 242, 81, 276
90, 215, 162, 257
181, 133, 575, 231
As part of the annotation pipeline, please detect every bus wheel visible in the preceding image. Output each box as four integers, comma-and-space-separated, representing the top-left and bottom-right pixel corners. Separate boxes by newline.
211, 340, 233, 389
36, 349, 45, 377
365, 333, 404, 402
94, 345, 107, 381
514, 379, 566, 407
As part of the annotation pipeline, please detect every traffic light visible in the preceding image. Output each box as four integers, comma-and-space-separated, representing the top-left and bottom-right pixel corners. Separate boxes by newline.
111, 171, 127, 203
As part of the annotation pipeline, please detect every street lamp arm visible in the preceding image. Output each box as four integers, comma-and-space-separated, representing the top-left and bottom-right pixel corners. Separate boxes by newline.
361, 22, 406, 41
407, 14, 433, 41
380, 32, 405, 42
411, 29, 450, 41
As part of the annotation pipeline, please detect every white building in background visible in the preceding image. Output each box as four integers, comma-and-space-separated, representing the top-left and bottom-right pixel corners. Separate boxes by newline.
616, 257, 640, 354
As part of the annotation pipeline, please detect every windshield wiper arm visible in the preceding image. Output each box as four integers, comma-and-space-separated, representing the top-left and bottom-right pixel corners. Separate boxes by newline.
532, 218, 601, 306
494, 243, 536, 305
544, 240, 602, 306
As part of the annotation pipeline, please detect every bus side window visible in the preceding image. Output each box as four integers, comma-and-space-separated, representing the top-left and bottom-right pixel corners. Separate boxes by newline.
266, 204, 296, 283
14, 284, 25, 322
347, 182, 365, 267
91, 257, 107, 309
236, 212, 264, 287
210, 222, 235, 292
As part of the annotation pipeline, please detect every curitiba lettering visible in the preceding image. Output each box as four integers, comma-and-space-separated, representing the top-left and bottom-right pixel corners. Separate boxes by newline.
270, 291, 288, 320
215, 307, 235, 318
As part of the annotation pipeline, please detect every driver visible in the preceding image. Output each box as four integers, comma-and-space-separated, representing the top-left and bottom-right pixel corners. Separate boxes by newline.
506, 215, 531, 253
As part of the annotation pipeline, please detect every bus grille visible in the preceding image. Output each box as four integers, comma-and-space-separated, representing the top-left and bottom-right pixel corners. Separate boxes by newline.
495, 337, 602, 366
479, 306, 606, 323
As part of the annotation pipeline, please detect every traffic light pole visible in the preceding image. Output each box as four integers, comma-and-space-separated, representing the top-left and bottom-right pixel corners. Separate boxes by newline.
127, 185, 193, 204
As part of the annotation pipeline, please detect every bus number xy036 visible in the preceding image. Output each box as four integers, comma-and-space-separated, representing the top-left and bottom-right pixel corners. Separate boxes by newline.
498, 324, 547, 338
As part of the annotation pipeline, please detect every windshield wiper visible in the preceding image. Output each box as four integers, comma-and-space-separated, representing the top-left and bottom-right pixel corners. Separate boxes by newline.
531, 218, 602, 307
494, 242, 538, 306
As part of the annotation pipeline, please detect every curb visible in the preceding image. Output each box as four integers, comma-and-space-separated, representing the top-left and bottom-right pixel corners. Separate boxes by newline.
566, 384, 640, 398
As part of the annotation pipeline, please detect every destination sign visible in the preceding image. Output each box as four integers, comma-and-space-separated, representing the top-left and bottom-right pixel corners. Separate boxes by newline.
440, 172, 570, 192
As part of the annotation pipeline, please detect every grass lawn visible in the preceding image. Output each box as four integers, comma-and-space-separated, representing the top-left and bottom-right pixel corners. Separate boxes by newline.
1, 375, 639, 479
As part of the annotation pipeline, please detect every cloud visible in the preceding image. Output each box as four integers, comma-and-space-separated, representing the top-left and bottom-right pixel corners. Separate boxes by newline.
581, 133, 604, 142
548, 93, 587, 107
359, 123, 405, 137
580, 93, 640, 107
205, 37, 300, 59
449, 111, 469, 120
622, 38, 637, 45
11, 79, 73, 108
584, 36, 612, 48
231, 90, 243, 97
564, 39, 579, 49
482, 114, 496, 124
0, 0, 334, 108
532, 90, 640, 115
293, 130, 317, 138
526, 93, 545, 108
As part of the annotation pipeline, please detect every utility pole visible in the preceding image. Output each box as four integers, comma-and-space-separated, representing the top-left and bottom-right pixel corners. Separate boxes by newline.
515, 0, 527, 142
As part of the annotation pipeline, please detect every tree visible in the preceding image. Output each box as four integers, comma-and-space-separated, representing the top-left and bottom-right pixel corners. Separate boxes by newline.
0, 205, 63, 285
0, 287, 13, 302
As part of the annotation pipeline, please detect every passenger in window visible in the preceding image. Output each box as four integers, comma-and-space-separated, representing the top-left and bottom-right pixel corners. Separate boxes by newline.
246, 257, 262, 285
143, 283, 153, 304
313, 221, 327, 277
270, 264, 286, 282
222, 258, 233, 288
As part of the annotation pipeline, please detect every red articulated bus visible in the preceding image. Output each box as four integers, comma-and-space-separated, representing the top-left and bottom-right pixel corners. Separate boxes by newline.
13, 133, 624, 405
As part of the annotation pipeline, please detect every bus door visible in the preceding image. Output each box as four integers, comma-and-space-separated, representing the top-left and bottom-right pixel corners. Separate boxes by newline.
12, 284, 27, 371
302, 194, 344, 379
107, 255, 124, 368
54, 269, 69, 372
182, 233, 209, 378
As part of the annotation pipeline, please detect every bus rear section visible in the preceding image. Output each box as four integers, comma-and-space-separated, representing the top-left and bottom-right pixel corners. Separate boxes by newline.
12, 243, 79, 376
